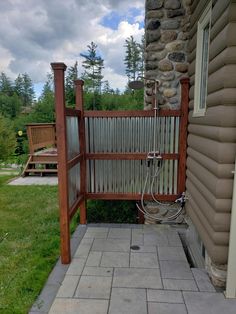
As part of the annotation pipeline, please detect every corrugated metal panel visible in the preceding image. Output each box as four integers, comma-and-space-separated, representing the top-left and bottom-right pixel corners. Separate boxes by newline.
68, 163, 80, 208
85, 116, 179, 195
66, 116, 80, 160
85, 116, 179, 154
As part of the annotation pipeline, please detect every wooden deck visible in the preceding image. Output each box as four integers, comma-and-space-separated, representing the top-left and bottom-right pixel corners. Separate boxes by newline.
22, 123, 58, 176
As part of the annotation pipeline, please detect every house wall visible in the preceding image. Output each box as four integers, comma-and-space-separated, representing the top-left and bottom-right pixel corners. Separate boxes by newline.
186, 0, 236, 266
145, 0, 191, 109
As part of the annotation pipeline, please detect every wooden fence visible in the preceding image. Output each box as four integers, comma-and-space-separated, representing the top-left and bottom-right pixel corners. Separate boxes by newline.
51, 62, 189, 263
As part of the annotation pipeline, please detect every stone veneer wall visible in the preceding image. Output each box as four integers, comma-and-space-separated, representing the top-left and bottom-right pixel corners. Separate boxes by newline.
145, 0, 191, 109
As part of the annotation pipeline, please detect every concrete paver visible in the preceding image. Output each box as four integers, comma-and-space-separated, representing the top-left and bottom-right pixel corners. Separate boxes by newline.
131, 233, 144, 245
49, 298, 109, 314
101, 252, 129, 267
160, 260, 194, 279
56, 275, 80, 298
82, 266, 113, 277
191, 268, 216, 292
167, 231, 183, 246
113, 267, 163, 289
131, 244, 156, 253
158, 246, 187, 262
183, 291, 236, 314
144, 232, 169, 246
86, 251, 102, 267
147, 289, 184, 303
109, 288, 147, 314
108, 227, 131, 239
148, 302, 188, 314
74, 275, 112, 299
163, 278, 198, 291
130, 252, 159, 268
74, 243, 92, 258
67, 258, 86, 275
91, 238, 130, 252
29, 224, 236, 314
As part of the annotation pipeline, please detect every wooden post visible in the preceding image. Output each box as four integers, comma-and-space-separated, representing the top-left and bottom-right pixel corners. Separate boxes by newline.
177, 77, 189, 195
75, 80, 87, 224
26, 126, 34, 155
51, 62, 71, 264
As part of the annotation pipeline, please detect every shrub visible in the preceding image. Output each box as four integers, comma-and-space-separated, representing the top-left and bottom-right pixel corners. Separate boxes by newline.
0, 114, 16, 161
87, 200, 137, 223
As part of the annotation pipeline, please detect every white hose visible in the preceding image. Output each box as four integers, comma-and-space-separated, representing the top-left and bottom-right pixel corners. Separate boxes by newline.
136, 159, 183, 222
150, 159, 172, 207
136, 78, 184, 222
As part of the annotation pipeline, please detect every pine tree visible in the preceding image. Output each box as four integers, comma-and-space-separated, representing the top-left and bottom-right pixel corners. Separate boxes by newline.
138, 35, 145, 78
0, 114, 16, 161
24, 73, 35, 106
14, 74, 24, 98
102, 80, 111, 94
41, 73, 53, 98
124, 36, 142, 82
17, 73, 35, 107
0, 72, 13, 96
81, 42, 104, 109
0, 73, 23, 118
0, 93, 22, 118
65, 61, 78, 106
124, 36, 144, 81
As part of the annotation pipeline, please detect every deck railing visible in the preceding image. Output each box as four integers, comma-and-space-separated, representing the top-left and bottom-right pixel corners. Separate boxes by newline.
26, 123, 56, 154
51, 62, 189, 263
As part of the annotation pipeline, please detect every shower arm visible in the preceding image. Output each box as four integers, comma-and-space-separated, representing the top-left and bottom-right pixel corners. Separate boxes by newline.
128, 76, 161, 159
146, 78, 160, 159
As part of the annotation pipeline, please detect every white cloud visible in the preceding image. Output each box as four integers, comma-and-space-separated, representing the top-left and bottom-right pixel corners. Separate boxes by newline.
102, 67, 128, 91
135, 14, 145, 23
0, 0, 144, 92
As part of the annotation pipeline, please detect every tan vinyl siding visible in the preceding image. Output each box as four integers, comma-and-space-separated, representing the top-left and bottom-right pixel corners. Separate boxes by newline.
186, 0, 236, 264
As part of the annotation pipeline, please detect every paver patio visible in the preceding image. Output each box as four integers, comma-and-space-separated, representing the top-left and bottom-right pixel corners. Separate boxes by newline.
30, 224, 236, 314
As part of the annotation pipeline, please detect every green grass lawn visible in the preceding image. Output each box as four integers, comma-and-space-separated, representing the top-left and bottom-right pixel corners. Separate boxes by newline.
0, 175, 136, 313
0, 176, 61, 314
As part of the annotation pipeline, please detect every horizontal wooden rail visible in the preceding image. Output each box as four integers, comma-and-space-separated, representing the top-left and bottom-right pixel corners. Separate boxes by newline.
65, 108, 81, 117
86, 193, 178, 201
67, 154, 83, 170
86, 153, 179, 160
84, 109, 181, 117
26, 123, 56, 127
69, 195, 85, 219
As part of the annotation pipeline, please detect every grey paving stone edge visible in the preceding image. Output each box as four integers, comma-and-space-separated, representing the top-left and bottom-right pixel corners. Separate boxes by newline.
28, 224, 87, 314
28, 223, 141, 313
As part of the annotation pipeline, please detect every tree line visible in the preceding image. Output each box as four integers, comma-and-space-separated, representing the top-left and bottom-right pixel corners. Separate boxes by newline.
0, 35, 144, 162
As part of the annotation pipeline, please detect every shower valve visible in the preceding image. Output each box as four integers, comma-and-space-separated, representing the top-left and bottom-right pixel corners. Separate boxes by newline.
175, 192, 188, 207
147, 152, 163, 160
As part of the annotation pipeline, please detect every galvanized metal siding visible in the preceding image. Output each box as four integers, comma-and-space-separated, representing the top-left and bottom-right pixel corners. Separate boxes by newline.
186, 0, 236, 264
85, 116, 180, 195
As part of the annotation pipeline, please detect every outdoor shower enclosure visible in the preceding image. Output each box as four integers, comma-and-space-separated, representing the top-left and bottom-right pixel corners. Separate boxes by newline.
51, 63, 189, 264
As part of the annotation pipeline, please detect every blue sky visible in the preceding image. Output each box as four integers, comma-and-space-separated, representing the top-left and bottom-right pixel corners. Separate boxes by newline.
101, 8, 144, 30
0, 0, 144, 98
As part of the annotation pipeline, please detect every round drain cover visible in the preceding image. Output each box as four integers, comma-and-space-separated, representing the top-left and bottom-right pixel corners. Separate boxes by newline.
130, 245, 140, 250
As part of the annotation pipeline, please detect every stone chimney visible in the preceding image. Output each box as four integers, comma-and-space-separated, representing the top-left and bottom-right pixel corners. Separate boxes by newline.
145, 0, 191, 109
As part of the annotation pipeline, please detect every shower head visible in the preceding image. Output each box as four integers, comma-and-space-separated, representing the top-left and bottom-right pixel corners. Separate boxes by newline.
128, 77, 160, 90
128, 80, 144, 90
